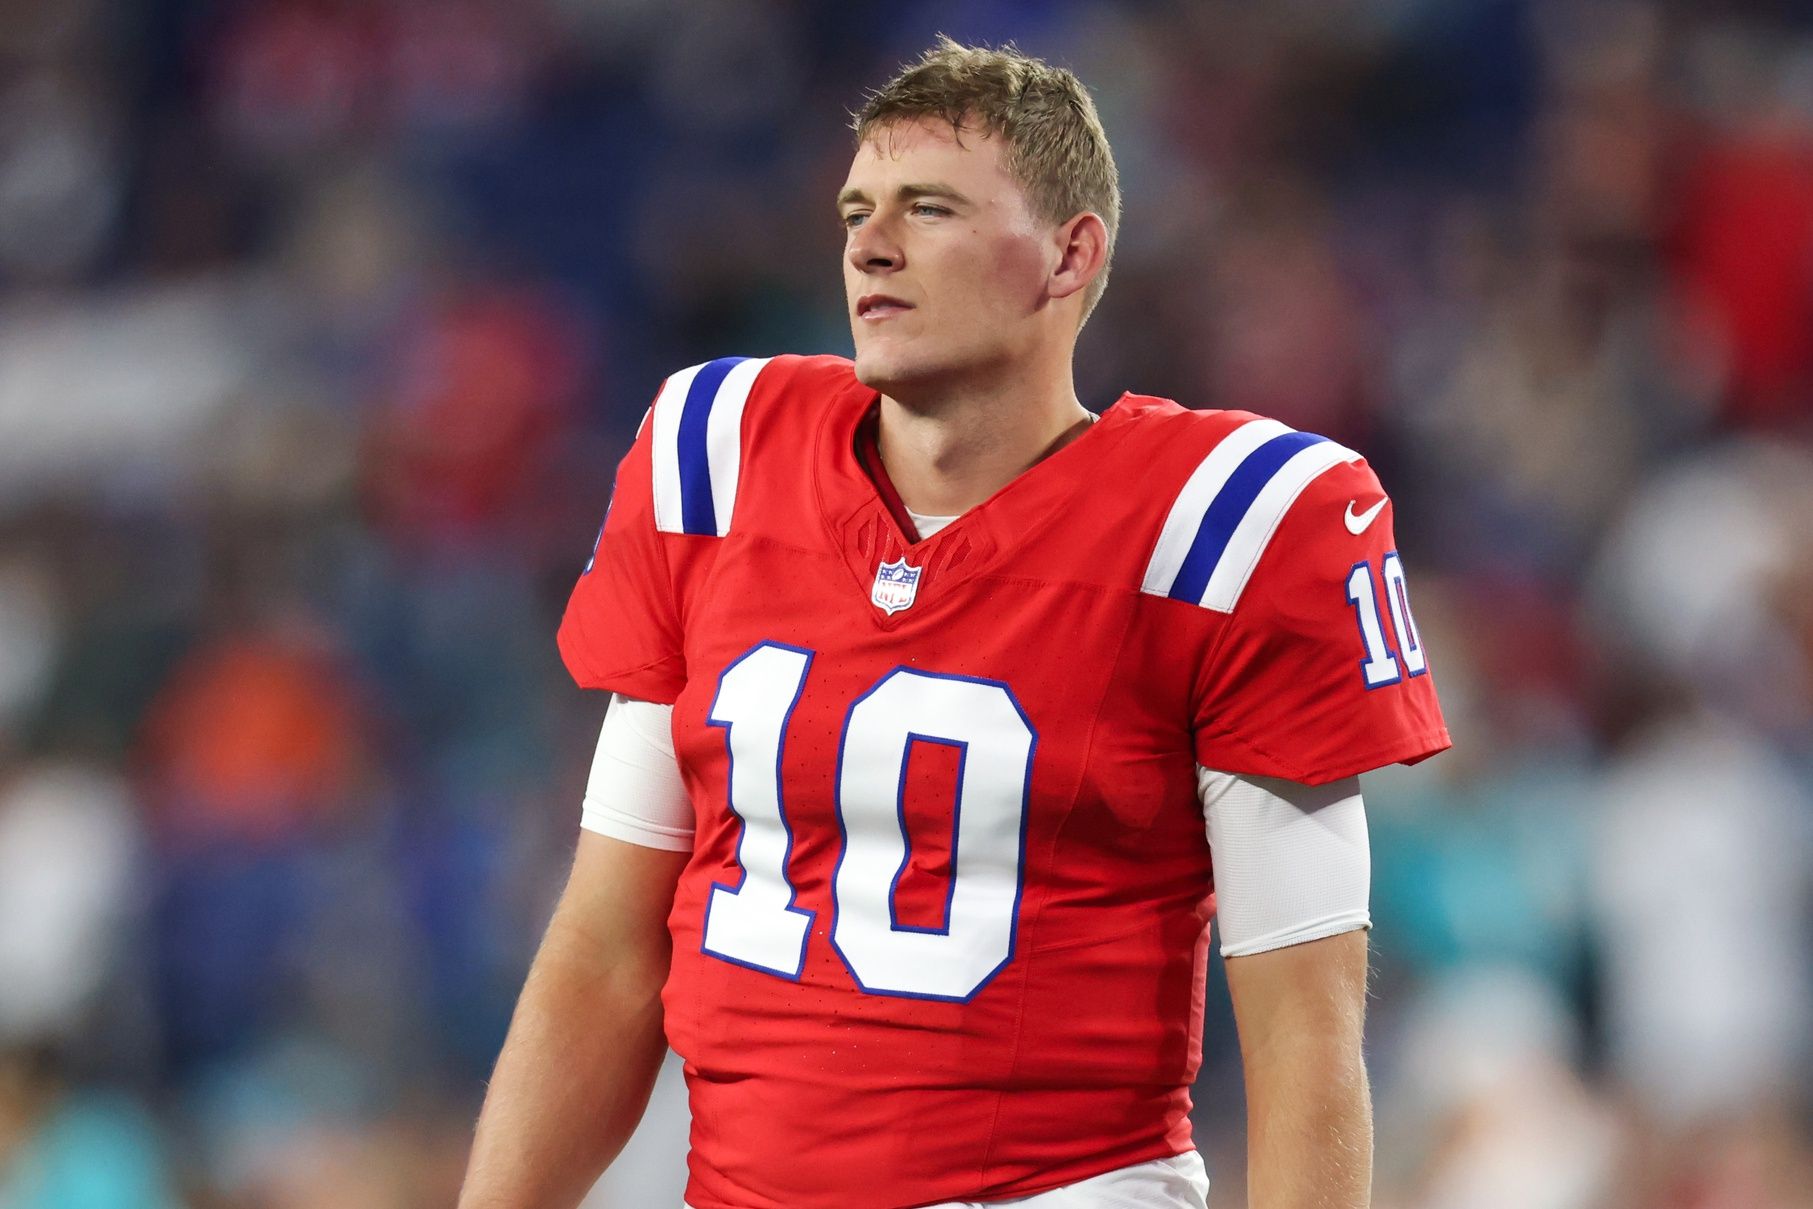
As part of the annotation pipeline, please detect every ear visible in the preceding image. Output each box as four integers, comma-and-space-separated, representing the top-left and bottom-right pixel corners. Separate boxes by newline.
1047, 212, 1109, 305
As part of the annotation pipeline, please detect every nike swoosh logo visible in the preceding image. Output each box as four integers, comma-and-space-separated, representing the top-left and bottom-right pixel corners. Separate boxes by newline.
1344, 498, 1386, 535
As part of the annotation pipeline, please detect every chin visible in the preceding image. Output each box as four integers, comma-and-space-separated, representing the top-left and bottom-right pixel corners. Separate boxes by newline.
852, 338, 967, 396
851, 343, 914, 392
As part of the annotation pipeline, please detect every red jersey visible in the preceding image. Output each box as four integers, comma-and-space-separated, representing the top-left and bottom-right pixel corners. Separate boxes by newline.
559, 354, 1449, 1208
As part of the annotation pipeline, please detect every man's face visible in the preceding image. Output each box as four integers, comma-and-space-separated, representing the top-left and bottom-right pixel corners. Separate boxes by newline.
838, 117, 1055, 394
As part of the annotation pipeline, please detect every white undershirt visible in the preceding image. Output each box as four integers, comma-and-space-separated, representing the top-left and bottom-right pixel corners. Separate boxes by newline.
583, 696, 1370, 958
906, 506, 957, 539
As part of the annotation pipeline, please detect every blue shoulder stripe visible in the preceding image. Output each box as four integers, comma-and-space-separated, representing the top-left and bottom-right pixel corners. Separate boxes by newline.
1166, 430, 1328, 603
676, 357, 741, 535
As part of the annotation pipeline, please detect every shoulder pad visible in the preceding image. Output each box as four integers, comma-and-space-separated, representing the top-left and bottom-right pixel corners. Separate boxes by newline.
648, 356, 773, 536
1139, 417, 1359, 612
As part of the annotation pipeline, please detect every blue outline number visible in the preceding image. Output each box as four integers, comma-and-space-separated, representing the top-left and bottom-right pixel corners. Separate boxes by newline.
1345, 561, 1402, 688
1380, 552, 1427, 677
1346, 556, 1428, 687
698, 649, 1037, 1000
700, 642, 816, 979
832, 670, 1035, 1002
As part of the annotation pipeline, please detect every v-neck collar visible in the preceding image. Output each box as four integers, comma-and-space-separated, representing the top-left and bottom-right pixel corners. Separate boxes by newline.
854, 408, 924, 543
814, 378, 1136, 625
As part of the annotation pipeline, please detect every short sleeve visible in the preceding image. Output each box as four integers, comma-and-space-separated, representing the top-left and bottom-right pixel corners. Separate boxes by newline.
1192, 458, 1451, 784
557, 411, 687, 703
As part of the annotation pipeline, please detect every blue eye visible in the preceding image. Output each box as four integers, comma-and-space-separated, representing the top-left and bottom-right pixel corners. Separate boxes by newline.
842, 212, 869, 230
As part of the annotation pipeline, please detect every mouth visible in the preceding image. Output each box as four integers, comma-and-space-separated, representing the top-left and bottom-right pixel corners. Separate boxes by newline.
856, 294, 913, 322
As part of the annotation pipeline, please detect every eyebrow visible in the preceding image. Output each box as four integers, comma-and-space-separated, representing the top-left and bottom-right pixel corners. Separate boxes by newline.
835, 182, 972, 211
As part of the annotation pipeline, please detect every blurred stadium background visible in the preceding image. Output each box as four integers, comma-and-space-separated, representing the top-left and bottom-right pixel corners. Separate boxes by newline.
1, 0, 1811, 1206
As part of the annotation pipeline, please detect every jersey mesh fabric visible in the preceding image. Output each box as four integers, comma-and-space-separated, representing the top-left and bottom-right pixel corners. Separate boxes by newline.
582, 702, 1374, 957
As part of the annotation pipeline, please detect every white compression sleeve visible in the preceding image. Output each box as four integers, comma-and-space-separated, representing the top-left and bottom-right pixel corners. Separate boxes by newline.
1197, 769, 1371, 958
581, 695, 693, 851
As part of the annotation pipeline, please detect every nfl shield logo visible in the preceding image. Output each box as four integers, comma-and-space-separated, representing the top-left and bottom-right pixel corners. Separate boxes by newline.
871, 557, 922, 615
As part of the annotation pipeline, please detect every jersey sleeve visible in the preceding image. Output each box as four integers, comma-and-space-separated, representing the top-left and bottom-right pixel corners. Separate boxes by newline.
1191, 456, 1451, 784
557, 356, 772, 701
556, 410, 688, 702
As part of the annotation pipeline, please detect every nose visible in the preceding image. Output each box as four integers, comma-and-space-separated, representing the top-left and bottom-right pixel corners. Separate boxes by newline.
846, 212, 902, 276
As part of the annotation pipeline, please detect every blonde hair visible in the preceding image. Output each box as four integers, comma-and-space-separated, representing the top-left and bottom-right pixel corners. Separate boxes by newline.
852, 35, 1121, 322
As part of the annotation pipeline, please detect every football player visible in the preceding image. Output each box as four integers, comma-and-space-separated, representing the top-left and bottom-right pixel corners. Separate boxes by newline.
459, 36, 1448, 1209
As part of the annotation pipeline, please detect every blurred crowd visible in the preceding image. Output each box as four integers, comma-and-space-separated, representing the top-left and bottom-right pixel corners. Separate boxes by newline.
1, 1, 1810, 1206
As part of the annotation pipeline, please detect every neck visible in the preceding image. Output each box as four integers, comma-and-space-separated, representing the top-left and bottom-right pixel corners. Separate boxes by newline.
875, 356, 1092, 516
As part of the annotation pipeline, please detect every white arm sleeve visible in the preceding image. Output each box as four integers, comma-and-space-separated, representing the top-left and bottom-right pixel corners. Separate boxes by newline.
1197, 768, 1371, 958
581, 695, 692, 852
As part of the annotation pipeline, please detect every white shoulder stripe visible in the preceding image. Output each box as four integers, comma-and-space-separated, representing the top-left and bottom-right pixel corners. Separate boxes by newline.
703, 356, 767, 537
1142, 418, 1359, 612
647, 357, 771, 536
648, 363, 703, 536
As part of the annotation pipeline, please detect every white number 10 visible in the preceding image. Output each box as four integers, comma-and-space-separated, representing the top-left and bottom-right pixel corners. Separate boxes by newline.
1345, 551, 1426, 688
701, 642, 1036, 1002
